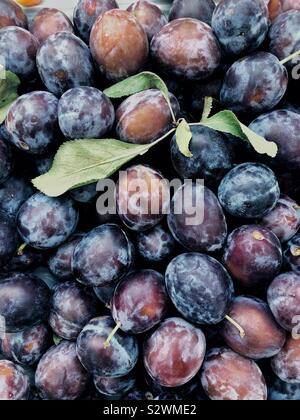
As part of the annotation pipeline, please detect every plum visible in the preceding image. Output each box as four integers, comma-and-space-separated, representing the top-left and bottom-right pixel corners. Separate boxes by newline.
0, 0, 28, 29
94, 373, 136, 397
30, 8, 74, 44
169, 0, 215, 25
48, 234, 83, 280
0, 212, 18, 268
272, 335, 300, 384
136, 224, 175, 262
127, 0, 167, 40
0, 360, 30, 400
0, 176, 34, 218
0, 139, 13, 185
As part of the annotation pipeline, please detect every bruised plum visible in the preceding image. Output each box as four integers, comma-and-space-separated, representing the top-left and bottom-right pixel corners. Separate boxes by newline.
111, 270, 168, 334
127, 0, 167, 40
116, 165, 169, 232
58, 87, 115, 139
220, 53, 288, 114
115, 89, 179, 145
168, 182, 228, 253
76, 316, 139, 377
36, 32, 95, 96
221, 296, 286, 360
165, 253, 234, 325
90, 9, 149, 81
151, 18, 221, 81
201, 348, 267, 401
0, 272, 51, 332
0, 27, 39, 80
268, 272, 300, 332
35, 341, 89, 400
17, 193, 79, 250
223, 225, 282, 288
49, 281, 100, 340
212, 0, 269, 56
144, 317, 206, 387
0, 0, 28, 29
6, 91, 59, 155
72, 224, 134, 287
73, 0, 119, 44
30, 8, 74, 44
260, 196, 300, 242
0, 323, 51, 366
0, 360, 30, 400
272, 335, 300, 384
169, 0, 215, 25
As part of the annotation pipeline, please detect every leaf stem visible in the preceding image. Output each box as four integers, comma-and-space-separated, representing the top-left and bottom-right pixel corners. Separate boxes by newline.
280, 49, 300, 65
103, 321, 122, 349
17, 243, 27, 256
225, 315, 246, 338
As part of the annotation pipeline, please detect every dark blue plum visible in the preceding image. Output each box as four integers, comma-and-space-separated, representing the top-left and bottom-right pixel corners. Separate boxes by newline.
0, 26, 39, 80
69, 183, 98, 203
73, 0, 119, 44
136, 224, 175, 263
35, 154, 54, 176
0, 138, 13, 185
165, 253, 234, 325
283, 235, 300, 274
36, 32, 95, 97
72, 224, 134, 287
6, 91, 59, 155
48, 234, 83, 280
211, 0, 269, 56
170, 125, 234, 187
76, 316, 139, 377
220, 53, 288, 114
58, 87, 115, 139
0, 176, 34, 218
169, 0, 215, 25
0, 272, 51, 332
94, 373, 136, 397
17, 193, 79, 250
49, 281, 100, 340
269, 378, 300, 400
93, 281, 119, 306
218, 163, 280, 219
3, 245, 44, 273
0, 0, 28, 29
35, 341, 89, 400
0, 211, 18, 267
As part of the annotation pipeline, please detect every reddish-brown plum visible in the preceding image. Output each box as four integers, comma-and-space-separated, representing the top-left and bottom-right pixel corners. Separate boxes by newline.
201, 348, 267, 401
260, 196, 300, 242
0, 360, 30, 400
35, 342, 89, 400
115, 89, 179, 145
76, 316, 139, 377
116, 165, 169, 232
268, 272, 300, 332
168, 182, 227, 253
72, 224, 134, 287
223, 225, 282, 288
136, 224, 175, 262
49, 281, 100, 340
221, 296, 286, 360
0, 0, 28, 29
272, 335, 300, 384
73, 0, 119, 44
127, 1, 167, 40
0, 323, 51, 366
165, 253, 234, 325
112, 270, 168, 334
267, 0, 300, 20
94, 372, 136, 397
169, 0, 215, 25
90, 9, 149, 81
144, 317, 206, 387
151, 18, 221, 80
0, 272, 51, 332
30, 8, 74, 43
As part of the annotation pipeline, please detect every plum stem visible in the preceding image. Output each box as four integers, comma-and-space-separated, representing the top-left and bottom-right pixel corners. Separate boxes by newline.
103, 321, 122, 349
225, 315, 246, 338
280, 49, 300, 65
17, 243, 27, 256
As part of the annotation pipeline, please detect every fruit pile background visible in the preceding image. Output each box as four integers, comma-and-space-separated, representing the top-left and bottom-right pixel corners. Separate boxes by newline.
0, 0, 300, 401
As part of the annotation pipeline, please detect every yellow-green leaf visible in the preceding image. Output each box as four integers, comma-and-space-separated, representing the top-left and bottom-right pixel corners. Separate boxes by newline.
176, 119, 193, 158
0, 71, 20, 123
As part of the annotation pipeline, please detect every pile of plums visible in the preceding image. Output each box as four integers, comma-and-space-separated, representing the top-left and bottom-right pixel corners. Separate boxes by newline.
0, 0, 300, 401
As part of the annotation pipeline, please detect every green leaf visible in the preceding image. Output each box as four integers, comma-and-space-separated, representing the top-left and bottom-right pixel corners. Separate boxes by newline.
200, 110, 278, 158
201, 96, 213, 121
53, 334, 63, 346
32, 131, 175, 197
0, 71, 20, 123
176, 119, 193, 158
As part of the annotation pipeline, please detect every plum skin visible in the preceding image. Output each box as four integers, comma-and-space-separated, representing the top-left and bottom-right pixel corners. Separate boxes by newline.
220, 52, 288, 115
136, 224, 175, 262
90, 9, 149, 82
0, 176, 34, 218
6, 91, 59, 155
0, 0, 28, 29
144, 317, 206, 388
201, 347, 268, 401
272, 335, 300, 384
76, 316, 139, 378
58, 87, 115, 140
48, 235, 83, 280
151, 18, 221, 81
169, 0, 216, 25
29, 8, 74, 44
0, 360, 30, 400
0, 139, 13, 185
0, 211, 18, 268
